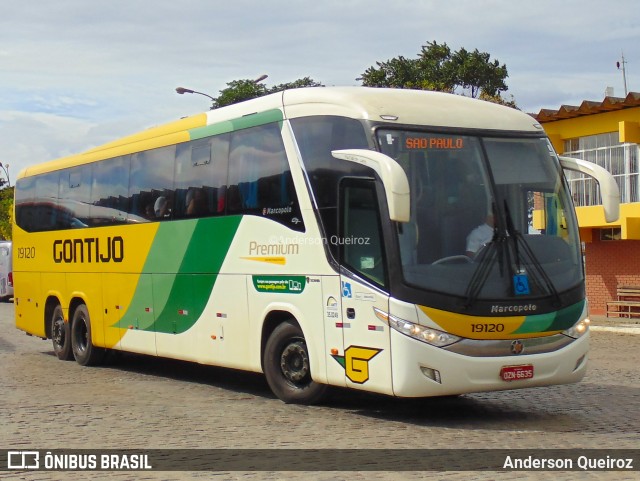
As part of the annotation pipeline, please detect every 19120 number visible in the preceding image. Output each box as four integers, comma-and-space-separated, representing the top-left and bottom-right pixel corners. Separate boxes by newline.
471, 323, 505, 333
18, 246, 36, 259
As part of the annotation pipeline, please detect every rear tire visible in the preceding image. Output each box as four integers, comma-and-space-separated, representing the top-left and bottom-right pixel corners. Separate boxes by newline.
51, 304, 73, 360
263, 320, 327, 404
71, 304, 105, 366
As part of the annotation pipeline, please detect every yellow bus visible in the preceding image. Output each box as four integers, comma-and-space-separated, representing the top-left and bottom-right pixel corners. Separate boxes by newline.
13, 87, 619, 404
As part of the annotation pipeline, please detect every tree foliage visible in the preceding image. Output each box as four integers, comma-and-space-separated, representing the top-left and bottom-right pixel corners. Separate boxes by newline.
360, 40, 510, 100
212, 77, 323, 109
0, 187, 13, 240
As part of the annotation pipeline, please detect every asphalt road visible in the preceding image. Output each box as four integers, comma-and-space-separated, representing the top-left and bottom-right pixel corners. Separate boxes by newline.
1, 302, 638, 480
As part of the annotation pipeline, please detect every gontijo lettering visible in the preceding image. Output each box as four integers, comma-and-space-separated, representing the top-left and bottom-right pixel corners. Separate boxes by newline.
53, 237, 124, 263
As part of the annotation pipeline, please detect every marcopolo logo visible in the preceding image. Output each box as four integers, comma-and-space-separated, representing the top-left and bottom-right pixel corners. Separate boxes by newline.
490, 303, 537, 314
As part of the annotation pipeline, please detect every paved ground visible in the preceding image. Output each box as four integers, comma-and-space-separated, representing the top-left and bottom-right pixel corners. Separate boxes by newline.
1, 302, 638, 480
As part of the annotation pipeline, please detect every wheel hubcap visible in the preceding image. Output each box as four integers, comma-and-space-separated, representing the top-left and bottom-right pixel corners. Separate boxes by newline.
280, 341, 309, 384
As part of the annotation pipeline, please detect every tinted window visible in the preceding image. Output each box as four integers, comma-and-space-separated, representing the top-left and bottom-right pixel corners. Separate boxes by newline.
340, 179, 387, 287
128, 146, 175, 221
15, 122, 304, 232
58, 164, 92, 228
90, 156, 130, 225
290, 116, 371, 255
33, 172, 63, 231
228, 123, 303, 231
15, 176, 36, 232
174, 135, 229, 219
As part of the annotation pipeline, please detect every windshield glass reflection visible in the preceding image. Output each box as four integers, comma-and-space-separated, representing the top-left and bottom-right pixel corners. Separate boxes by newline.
377, 130, 582, 300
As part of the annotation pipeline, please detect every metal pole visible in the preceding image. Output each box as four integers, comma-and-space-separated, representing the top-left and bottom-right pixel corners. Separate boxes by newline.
617, 51, 628, 96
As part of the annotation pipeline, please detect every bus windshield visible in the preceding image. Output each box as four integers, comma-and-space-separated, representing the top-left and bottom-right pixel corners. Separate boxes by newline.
377, 130, 582, 300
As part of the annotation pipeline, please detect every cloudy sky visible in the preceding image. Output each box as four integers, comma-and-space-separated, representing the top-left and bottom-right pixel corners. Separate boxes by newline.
1, 0, 638, 180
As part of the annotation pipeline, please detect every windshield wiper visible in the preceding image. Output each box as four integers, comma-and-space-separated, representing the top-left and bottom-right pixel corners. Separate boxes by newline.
463, 204, 507, 309
463, 202, 562, 309
503, 201, 561, 306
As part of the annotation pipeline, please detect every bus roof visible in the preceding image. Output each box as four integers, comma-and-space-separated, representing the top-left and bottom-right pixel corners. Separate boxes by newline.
17, 87, 542, 179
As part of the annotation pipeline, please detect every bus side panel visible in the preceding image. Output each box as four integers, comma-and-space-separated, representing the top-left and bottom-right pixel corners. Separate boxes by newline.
15, 272, 44, 337
246, 273, 327, 384
102, 273, 137, 350
154, 273, 215, 362
41, 271, 67, 317
116, 273, 157, 356
66, 272, 105, 347
321, 276, 347, 388
339, 278, 392, 395
197, 274, 251, 370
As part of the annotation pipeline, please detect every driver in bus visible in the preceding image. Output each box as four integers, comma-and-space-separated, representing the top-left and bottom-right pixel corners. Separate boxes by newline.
465, 214, 494, 257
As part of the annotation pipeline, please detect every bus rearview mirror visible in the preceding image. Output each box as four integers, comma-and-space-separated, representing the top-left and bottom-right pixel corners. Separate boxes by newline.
331, 149, 410, 223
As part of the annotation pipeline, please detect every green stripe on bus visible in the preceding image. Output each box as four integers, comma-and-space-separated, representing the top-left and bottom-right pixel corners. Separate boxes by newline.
513, 300, 585, 334
188, 109, 284, 140
115, 216, 242, 334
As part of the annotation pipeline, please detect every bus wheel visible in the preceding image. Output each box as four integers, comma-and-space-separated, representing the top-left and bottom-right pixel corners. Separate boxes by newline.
263, 320, 327, 405
71, 304, 105, 366
51, 304, 73, 361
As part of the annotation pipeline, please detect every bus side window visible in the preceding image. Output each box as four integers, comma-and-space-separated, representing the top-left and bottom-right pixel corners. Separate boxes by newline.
59, 165, 92, 228
15, 176, 36, 232
34, 172, 62, 231
339, 178, 387, 288
174, 134, 229, 220
90, 156, 131, 226
128, 146, 175, 222
227, 123, 304, 231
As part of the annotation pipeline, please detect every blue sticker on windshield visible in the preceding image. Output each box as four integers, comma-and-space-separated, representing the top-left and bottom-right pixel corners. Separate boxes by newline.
513, 274, 530, 296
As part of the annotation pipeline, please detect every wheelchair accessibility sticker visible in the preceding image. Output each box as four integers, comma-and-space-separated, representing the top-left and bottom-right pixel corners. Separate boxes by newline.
513, 274, 530, 296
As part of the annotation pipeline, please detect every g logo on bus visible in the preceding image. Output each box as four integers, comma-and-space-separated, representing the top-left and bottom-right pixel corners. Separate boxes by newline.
332, 345, 382, 384
510, 340, 525, 355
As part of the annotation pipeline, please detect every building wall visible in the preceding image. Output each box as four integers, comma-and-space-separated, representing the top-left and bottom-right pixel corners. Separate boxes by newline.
535, 95, 640, 316
585, 237, 640, 314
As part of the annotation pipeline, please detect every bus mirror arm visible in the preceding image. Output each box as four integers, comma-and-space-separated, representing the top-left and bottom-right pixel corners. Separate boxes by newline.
559, 156, 620, 223
331, 149, 411, 222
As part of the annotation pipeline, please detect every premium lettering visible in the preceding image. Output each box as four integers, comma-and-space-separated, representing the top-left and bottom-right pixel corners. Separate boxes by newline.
53, 237, 124, 263
248, 241, 299, 256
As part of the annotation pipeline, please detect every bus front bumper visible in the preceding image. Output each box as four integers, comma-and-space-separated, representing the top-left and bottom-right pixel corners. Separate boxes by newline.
390, 328, 589, 397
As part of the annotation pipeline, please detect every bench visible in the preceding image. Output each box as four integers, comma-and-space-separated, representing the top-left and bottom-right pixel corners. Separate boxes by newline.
606, 286, 640, 318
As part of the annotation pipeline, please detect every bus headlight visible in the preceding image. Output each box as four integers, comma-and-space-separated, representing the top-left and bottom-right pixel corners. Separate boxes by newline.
374, 308, 461, 347
563, 317, 590, 339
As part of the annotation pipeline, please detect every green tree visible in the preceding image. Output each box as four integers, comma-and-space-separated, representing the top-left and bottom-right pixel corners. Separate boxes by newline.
212, 77, 323, 109
0, 187, 14, 240
360, 40, 512, 103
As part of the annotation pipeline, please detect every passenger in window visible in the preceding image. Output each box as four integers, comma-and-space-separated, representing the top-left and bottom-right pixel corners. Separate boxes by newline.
186, 188, 208, 217
144, 203, 155, 219
154, 196, 170, 219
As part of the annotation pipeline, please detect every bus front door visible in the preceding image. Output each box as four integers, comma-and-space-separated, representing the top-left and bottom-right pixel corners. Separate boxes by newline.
337, 178, 393, 395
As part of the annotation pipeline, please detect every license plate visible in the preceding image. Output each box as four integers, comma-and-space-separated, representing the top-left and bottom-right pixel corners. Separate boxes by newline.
500, 364, 534, 382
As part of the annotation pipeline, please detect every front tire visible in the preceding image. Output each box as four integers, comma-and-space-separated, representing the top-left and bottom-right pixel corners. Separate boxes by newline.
51, 304, 73, 360
71, 304, 105, 366
263, 320, 327, 404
